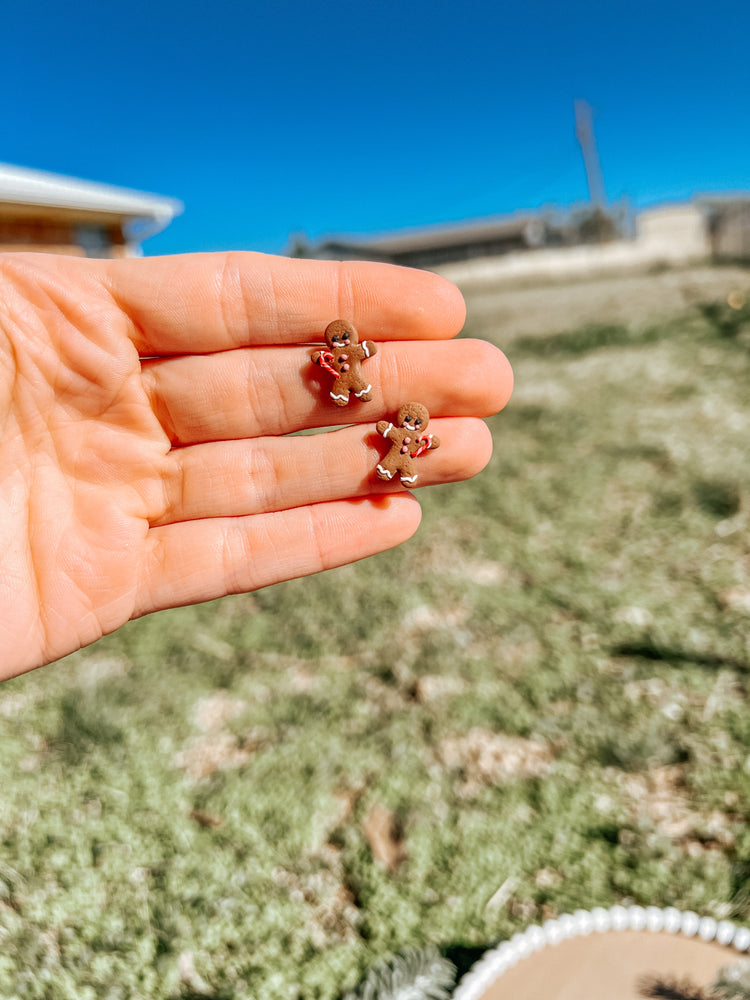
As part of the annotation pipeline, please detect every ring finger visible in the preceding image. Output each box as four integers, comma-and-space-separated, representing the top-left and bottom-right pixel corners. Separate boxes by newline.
150, 417, 492, 526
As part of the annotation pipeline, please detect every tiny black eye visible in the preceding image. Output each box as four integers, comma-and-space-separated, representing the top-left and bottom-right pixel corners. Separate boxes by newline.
415, 418, 422, 426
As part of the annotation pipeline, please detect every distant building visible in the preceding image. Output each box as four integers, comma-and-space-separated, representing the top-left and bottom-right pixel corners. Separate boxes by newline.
305, 203, 629, 270
313, 214, 550, 269
699, 195, 750, 259
0, 163, 182, 257
300, 195, 750, 285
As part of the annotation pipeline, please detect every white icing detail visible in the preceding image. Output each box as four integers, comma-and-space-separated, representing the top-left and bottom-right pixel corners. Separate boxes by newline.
376, 465, 393, 479
330, 391, 349, 402
381, 422, 393, 438
354, 384, 372, 397
362, 342, 370, 357
404, 420, 417, 430
400, 474, 418, 484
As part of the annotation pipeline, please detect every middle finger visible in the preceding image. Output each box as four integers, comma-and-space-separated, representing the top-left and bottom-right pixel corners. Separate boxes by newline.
141, 339, 511, 445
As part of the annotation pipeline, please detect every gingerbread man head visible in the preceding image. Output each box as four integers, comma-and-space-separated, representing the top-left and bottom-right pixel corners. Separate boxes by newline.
319, 320, 360, 377
324, 319, 357, 353
396, 402, 430, 434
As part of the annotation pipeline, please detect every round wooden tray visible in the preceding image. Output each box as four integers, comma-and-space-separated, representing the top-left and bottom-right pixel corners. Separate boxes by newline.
453, 906, 750, 1000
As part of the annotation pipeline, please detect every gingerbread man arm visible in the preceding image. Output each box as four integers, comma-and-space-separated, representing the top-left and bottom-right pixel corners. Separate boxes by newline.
408, 432, 440, 458
348, 342, 377, 364
376, 420, 398, 441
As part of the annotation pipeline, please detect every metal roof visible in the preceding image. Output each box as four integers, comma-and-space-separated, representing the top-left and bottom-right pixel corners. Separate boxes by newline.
318, 212, 542, 255
695, 191, 750, 210
0, 162, 182, 232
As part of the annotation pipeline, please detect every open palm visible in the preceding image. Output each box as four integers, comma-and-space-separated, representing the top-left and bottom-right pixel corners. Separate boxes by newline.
0, 251, 512, 680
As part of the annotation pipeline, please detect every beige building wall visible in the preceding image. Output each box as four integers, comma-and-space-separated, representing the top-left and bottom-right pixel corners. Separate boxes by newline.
0, 206, 130, 257
436, 204, 712, 286
635, 204, 710, 260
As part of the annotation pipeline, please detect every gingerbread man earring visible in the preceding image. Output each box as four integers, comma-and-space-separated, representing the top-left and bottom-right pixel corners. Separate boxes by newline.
311, 320, 378, 406
375, 402, 440, 485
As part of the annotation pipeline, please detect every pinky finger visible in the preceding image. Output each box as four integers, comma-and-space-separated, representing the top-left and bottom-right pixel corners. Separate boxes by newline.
133, 494, 422, 618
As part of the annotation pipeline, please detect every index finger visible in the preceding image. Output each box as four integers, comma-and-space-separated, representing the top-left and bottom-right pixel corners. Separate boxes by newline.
102, 252, 467, 356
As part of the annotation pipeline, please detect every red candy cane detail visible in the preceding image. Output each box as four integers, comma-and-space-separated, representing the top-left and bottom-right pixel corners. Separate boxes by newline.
316, 350, 340, 378
410, 434, 433, 458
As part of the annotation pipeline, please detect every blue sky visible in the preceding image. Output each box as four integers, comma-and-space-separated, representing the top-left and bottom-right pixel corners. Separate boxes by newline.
4, 0, 749, 256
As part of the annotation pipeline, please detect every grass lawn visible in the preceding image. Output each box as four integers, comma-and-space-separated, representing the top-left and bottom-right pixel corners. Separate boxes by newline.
1, 271, 750, 999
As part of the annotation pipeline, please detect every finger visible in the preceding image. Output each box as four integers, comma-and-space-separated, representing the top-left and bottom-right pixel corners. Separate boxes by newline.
103, 253, 466, 355
134, 494, 422, 617
142, 338, 512, 444
151, 418, 491, 526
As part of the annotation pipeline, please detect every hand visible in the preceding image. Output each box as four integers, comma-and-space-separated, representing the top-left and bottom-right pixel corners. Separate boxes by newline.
0, 251, 512, 680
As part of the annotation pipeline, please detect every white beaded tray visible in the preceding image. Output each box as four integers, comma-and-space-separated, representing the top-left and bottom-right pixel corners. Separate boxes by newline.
453, 905, 750, 1000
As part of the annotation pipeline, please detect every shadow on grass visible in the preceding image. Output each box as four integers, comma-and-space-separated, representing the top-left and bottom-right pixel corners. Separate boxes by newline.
180, 993, 234, 1000
443, 944, 492, 982
48, 692, 125, 763
691, 478, 742, 519
612, 641, 749, 673
696, 299, 750, 341
508, 321, 674, 358
511, 322, 636, 357
507, 297, 750, 359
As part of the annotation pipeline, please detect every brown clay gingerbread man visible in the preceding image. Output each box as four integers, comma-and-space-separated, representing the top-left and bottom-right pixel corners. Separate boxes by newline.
311, 319, 377, 406
376, 402, 440, 485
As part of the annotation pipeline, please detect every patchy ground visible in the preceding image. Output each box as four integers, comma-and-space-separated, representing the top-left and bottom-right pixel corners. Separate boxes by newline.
460, 263, 750, 341
1, 265, 750, 999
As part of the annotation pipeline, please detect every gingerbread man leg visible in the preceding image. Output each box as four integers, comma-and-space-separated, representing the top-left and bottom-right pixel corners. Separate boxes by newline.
331, 372, 372, 405
376, 456, 418, 484
329, 372, 355, 406
397, 455, 419, 484
351, 374, 373, 402
330, 387, 350, 405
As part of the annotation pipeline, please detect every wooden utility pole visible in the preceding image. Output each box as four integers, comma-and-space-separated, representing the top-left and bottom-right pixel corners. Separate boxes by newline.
575, 99, 607, 207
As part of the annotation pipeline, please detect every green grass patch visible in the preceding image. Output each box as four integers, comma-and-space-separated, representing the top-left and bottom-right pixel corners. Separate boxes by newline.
2, 290, 750, 998
511, 321, 638, 357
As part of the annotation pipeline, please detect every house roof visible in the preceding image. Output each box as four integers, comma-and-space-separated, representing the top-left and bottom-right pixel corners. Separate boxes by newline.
695, 191, 750, 212
317, 212, 545, 256
0, 162, 182, 236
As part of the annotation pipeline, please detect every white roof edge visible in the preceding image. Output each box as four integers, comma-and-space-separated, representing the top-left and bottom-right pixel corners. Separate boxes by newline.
0, 162, 183, 224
